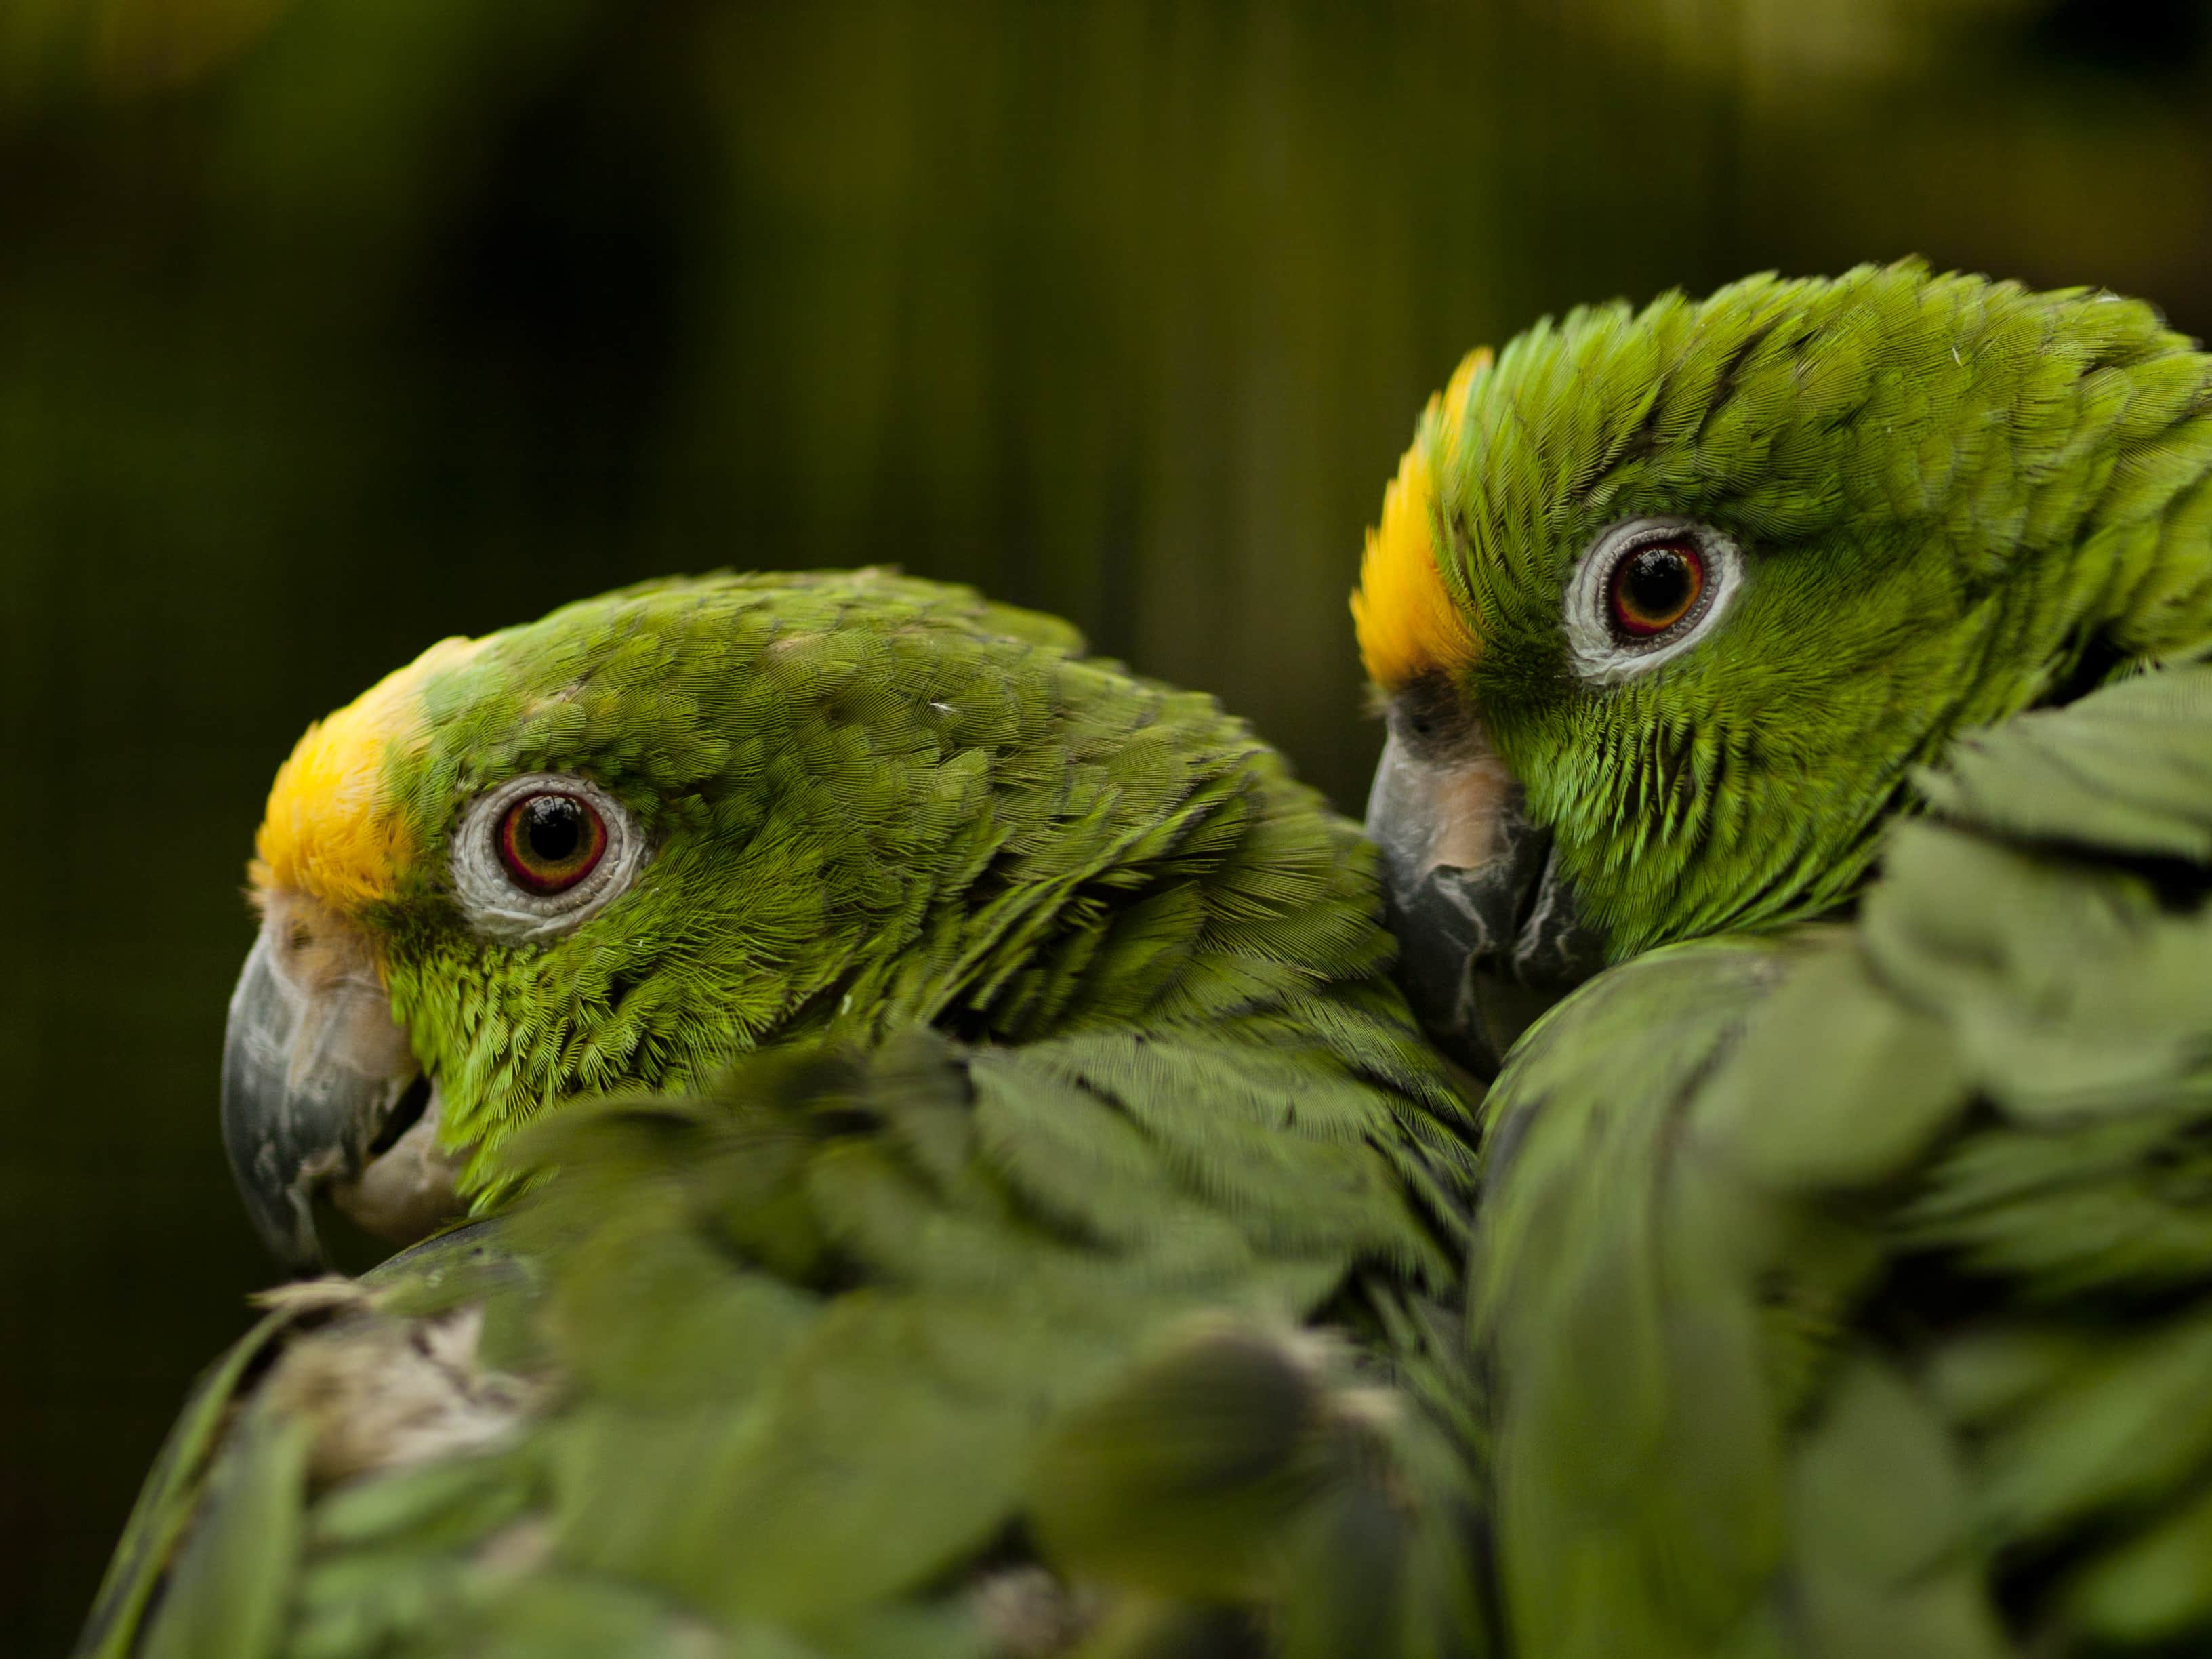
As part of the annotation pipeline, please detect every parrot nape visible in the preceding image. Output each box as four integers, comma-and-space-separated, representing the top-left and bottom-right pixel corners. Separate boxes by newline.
1353, 260, 2212, 1656
80, 572, 1487, 1659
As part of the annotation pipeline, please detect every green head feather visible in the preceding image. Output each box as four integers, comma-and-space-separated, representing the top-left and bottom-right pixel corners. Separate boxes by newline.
255, 570, 1412, 1202
1359, 261, 2212, 957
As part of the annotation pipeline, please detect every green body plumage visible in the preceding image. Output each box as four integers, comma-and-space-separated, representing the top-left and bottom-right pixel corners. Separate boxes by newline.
1476, 670, 2212, 1656
87, 573, 1486, 1658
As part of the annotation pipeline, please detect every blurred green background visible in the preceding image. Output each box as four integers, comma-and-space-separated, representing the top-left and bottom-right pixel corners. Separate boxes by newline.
6, 0, 2212, 1645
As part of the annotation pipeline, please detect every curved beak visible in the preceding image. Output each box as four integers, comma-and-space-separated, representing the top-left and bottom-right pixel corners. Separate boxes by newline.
1365, 725, 1608, 1080
222, 894, 458, 1274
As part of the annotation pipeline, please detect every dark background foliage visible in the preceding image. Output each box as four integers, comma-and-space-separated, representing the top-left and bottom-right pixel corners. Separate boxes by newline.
7, 0, 2212, 1645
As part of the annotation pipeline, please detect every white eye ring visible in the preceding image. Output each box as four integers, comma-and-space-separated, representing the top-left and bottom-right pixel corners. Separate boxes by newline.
449, 773, 649, 943
1563, 516, 1743, 685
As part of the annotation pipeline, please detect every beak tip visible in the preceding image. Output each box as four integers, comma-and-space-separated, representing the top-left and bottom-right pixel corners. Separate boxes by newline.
219, 1074, 329, 1275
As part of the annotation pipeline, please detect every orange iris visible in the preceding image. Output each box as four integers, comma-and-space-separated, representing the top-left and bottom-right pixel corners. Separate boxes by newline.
496, 792, 607, 894
1608, 541, 1706, 638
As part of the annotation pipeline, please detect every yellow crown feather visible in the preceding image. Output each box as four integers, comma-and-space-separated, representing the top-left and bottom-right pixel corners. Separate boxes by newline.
1351, 348, 1489, 691
251, 635, 483, 912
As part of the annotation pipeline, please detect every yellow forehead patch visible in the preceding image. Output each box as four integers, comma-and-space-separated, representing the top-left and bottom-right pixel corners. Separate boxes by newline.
251, 635, 483, 911
1351, 348, 1490, 691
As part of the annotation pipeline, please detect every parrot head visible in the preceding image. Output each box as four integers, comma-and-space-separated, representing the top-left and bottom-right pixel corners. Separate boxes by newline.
224, 570, 1172, 1271
1354, 262, 2212, 1076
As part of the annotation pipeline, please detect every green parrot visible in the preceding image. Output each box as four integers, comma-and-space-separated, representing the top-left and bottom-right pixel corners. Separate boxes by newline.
1351, 261, 2212, 1655
80, 571, 1488, 1659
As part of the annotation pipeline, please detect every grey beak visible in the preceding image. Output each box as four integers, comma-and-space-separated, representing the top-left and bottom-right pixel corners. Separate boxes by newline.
221, 911, 425, 1275
1366, 729, 1609, 1080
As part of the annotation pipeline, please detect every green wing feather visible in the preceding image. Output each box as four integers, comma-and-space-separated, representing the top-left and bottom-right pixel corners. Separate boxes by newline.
90, 1032, 1482, 1659
77, 1303, 316, 1659
1476, 663, 2212, 1657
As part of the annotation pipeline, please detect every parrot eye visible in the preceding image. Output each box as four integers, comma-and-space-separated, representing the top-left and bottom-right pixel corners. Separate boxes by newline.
1607, 543, 1704, 637
451, 773, 647, 941
1565, 517, 1743, 684
496, 793, 607, 894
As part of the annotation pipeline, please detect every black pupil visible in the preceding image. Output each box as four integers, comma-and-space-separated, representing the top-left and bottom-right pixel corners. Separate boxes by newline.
1622, 546, 1692, 619
521, 796, 583, 864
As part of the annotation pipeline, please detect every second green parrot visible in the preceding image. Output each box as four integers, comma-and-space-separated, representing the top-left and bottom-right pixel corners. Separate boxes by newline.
1354, 261, 2212, 1656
